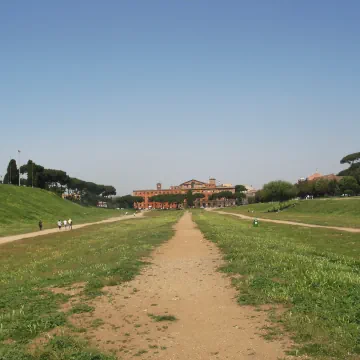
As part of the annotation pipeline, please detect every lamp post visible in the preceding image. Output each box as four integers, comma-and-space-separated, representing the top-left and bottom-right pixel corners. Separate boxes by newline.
18, 150, 21, 186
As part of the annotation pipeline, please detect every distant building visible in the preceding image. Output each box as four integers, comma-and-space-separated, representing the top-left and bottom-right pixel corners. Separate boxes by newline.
62, 192, 81, 201
97, 201, 107, 208
299, 172, 343, 183
133, 178, 236, 209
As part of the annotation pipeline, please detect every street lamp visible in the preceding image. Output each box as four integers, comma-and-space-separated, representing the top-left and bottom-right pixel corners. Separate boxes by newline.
18, 150, 21, 186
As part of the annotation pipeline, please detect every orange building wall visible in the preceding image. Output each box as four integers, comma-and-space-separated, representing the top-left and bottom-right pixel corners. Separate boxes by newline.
133, 185, 235, 209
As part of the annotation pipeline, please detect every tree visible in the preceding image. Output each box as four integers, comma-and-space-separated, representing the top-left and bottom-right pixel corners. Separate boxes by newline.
112, 195, 144, 209
314, 178, 330, 197
327, 180, 340, 196
338, 162, 360, 185
20, 160, 45, 187
4, 159, 19, 185
235, 184, 247, 193
102, 185, 116, 197
235, 192, 246, 205
261, 181, 297, 202
209, 191, 235, 200
193, 193, 205, 199
340, 152, 360, 165
339, 176, 359, 195
296, 181, 314, 198
186, 190, 194, 207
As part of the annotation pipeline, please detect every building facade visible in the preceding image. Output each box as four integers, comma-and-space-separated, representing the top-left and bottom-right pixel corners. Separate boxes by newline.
299, 172, 343, 183
133, 178, 236, 209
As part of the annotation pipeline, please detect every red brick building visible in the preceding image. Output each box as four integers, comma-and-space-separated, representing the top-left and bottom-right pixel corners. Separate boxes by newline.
133, 178, 235, 209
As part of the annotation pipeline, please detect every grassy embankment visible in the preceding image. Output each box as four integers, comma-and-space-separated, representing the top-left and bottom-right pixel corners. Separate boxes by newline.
221, 197, 360, 228
0, 211, 181, 359
0, 185, 132, 237
193, 211, 360, 359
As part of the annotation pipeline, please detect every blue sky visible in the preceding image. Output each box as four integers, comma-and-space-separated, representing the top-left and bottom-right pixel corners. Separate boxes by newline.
1, 0, 359, 194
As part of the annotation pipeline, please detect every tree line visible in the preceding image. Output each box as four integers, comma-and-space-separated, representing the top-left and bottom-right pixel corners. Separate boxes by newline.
1, 158, 117, 205
255, 152, 360, 203
147, 186, 247, 208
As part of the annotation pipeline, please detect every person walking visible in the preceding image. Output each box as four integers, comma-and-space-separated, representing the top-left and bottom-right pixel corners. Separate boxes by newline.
39, 220, 43, 231
63, 219, 68, 229
57, 220, 62, 230
68, 218, 72, 230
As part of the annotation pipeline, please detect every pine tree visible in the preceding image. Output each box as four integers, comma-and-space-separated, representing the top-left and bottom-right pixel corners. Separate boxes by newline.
4, 159, 19, 185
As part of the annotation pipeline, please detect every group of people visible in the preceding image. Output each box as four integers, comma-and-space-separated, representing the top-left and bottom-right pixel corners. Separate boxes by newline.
37, 219, 73, 231
57, 218, 73, 230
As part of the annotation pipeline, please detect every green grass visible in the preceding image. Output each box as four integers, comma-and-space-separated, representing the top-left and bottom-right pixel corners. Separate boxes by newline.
148, 314, 177, 322
0, 211, 181, 359
193, 211, 360, 359
0, 184, 132, 236
68, 304, 94, 315
221, 197, 360, 228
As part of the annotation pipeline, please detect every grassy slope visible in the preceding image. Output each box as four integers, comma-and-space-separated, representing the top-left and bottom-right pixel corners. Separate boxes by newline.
222, 197, 360, 228
0, 211, 181, 359
193, 211, 360, 359
0, 185, 131, 236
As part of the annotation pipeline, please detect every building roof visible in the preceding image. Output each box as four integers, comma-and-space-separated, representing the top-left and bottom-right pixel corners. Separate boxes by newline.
307, 173, 343, 182
178, 179, 208, 186
307, 172, 322, 181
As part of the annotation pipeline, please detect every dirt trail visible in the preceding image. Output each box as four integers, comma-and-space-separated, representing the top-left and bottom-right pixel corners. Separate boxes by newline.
215, 210, 360, 233
75, 212, 289, 359
0, 213, 143, 246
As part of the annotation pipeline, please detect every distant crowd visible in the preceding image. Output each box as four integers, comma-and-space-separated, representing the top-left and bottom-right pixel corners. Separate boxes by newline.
57, 219, 73, 230
37, 219, 73, 231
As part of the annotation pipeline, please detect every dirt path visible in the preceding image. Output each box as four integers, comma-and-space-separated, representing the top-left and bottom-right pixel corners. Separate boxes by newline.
214, 210, 360, 233
0, 213, 143, 246
73, 212, 289, 359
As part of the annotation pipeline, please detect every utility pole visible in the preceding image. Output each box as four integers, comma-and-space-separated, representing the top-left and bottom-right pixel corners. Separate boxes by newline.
9, 157, 11, 184
32, 162, 34, 188
18, 150, 21, 186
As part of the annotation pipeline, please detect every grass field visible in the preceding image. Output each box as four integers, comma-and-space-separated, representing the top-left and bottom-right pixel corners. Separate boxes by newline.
221, 197, 360, 228
193, 211, 360, 359
0, 211, 181, 359
0, 185, 131, 237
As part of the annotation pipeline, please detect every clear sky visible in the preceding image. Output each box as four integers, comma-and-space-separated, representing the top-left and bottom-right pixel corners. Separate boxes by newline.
1, 0, 359, 194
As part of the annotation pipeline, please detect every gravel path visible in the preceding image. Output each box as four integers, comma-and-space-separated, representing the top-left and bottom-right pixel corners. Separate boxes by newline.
214, 210, 360, 233
0, 213, 143, 246
77, 212, 289, 359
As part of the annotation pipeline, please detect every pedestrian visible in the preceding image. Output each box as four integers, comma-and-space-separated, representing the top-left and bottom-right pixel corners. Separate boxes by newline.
68, 218, 72, 230
64, 219, 68, 229
57, 220, 62, 230
39, 220, 43, 231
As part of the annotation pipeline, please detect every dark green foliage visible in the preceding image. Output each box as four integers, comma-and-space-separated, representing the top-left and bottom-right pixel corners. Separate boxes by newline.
185, 190, 194, 207
5, 158, 117, 204
340, 152, 360, 165
149, 194, 186, 207
339, 176, 359, 194
235, 184, 247, 193
193, 193, 205, 199
4, 159, 19, 185
260, 181, 297, 202
209, 191, 234, 200
111, 195, 144, 209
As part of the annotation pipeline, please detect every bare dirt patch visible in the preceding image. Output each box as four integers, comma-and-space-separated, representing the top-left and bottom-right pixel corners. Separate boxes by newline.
67, 212, 293, 359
